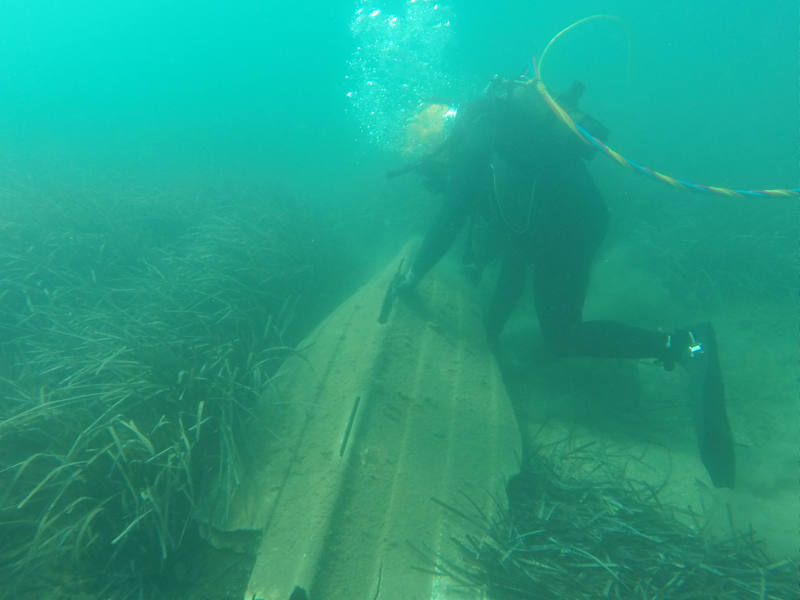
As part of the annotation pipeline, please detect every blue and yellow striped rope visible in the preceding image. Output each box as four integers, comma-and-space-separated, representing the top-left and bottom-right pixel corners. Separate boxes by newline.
531, 16, 800, 199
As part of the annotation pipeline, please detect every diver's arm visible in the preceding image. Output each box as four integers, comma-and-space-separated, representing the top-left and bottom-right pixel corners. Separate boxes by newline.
405, 108, 494, 286
406, 190, 470, 283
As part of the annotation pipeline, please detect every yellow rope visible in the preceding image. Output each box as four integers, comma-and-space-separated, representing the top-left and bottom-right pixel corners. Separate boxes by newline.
531, 15, 800, 198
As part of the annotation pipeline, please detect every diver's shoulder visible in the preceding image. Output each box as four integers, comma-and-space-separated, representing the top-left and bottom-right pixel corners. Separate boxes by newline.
457, 95, 494, 120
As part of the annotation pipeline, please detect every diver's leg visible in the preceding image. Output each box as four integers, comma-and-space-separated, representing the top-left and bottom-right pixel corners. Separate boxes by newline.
531, 218, 735, 486
531, 158, 670, 360
532, 247, 670, 360
532, 161, 734, 486
485, 245, 527, 344
533, 254, 735, 486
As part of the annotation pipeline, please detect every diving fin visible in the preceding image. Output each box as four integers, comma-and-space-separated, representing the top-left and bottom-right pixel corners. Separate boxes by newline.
289, 586, 309, 600
683, 322, 736, 488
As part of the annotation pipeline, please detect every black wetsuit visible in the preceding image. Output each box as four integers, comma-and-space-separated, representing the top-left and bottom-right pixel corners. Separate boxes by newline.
410, 89, 670, 362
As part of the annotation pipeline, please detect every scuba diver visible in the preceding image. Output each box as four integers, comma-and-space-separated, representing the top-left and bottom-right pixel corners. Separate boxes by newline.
388, 74, 736, 488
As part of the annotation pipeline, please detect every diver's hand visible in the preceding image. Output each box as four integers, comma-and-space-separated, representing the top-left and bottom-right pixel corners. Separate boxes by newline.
394, 269, 419, 298
378, 265, 419, 324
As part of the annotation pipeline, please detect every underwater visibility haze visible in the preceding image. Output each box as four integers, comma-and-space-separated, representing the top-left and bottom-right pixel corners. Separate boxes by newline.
0, 0, 797, 598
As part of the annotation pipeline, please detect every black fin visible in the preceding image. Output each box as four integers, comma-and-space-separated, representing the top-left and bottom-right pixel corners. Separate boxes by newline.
685, 322, 736, 488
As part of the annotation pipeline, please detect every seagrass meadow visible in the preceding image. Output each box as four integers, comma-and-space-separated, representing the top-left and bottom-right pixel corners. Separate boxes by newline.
0, 173, 353, 599
426, 439, 797, 600
1, 1, 798, 598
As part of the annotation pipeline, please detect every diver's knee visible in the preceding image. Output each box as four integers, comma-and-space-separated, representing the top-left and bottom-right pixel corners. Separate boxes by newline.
541, 327, 575, 358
